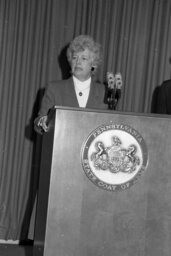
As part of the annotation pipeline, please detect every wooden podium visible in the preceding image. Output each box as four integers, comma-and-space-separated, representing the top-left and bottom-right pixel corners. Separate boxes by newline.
34, 107, 171, 256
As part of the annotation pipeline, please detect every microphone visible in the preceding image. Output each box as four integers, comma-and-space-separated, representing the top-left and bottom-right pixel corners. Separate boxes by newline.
107, 72, 115, 89
115, 72, 123, 90
107, 72, 122, 110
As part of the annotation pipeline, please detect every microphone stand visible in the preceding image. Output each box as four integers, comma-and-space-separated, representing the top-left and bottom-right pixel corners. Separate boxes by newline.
107, 86, 118, 110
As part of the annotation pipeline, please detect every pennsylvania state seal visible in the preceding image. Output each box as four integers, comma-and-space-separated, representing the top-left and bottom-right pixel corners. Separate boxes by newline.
81, 123, 148, 191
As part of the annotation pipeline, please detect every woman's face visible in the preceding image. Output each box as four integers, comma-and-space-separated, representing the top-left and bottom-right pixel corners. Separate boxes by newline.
71, 48, 95, 81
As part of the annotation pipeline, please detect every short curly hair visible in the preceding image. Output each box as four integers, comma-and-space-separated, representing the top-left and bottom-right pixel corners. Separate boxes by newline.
67, 35, 103, 69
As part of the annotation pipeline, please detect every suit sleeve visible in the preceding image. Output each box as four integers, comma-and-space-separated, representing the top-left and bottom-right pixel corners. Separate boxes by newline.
156, 85, 167, 114
38, 84, 56, 117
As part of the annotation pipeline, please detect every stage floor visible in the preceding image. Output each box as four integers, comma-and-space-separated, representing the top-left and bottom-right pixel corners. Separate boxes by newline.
0, 244, 33, 256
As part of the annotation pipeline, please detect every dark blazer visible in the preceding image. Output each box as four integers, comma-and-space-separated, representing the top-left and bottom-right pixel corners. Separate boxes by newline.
38, 77, 107, 116
155, 80, 171, 114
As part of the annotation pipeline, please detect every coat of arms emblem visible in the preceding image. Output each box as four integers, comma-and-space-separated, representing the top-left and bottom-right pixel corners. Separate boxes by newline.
91, 136, 140, 174
81, 123, 148, 191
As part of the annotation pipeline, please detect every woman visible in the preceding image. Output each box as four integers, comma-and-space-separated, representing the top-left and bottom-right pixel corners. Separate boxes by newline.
34, 35, 107, 133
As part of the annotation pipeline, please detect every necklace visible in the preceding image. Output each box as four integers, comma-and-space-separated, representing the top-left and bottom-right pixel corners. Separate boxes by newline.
74, 84, 90, 97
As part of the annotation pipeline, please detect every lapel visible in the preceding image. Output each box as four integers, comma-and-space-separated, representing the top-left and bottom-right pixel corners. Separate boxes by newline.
86, 80, 98, 108
64, 77, 79, 107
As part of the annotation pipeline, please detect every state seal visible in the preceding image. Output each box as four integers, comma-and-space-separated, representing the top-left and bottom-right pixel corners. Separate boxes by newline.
81, 123, 148, 191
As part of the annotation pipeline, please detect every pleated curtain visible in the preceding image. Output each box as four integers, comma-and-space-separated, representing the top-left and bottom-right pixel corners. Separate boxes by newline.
0, 0, 171, 240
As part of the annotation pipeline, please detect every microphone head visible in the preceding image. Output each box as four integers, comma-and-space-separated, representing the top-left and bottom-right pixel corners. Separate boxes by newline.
115, 72, 123, 89
107, 72, 115, 89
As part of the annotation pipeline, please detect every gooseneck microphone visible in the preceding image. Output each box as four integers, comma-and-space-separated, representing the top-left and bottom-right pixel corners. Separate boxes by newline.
106, 72, 123, 110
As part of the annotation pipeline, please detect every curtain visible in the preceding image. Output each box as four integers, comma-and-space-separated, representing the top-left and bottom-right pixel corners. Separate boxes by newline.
0, 0, 171, 240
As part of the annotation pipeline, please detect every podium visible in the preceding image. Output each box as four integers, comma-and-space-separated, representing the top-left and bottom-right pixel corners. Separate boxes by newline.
34, 107, 171, 256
